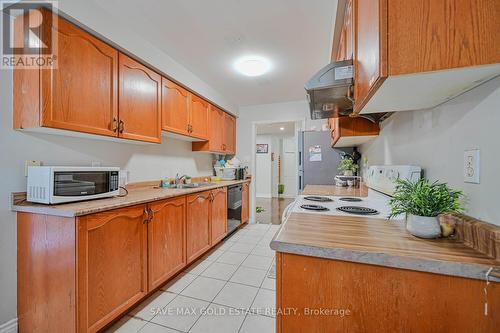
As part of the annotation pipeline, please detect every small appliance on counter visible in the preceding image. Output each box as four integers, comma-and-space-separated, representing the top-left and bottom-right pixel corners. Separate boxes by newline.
214, 156, 247, 181
27, 166, 120, 204
334, 175, 361, 187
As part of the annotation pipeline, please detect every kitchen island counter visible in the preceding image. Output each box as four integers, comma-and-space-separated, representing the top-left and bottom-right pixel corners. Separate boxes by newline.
271, 212, 500, 281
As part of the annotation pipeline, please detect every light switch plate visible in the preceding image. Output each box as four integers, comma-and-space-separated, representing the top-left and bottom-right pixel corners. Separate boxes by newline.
25, 160, 41, 176
464, 149, 480, 184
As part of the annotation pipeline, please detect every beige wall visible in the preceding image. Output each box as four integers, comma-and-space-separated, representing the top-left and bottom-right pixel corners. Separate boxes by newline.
360, 76, 500, 226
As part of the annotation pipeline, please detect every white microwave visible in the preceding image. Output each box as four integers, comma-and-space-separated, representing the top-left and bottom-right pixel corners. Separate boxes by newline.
27, 166, 121, 204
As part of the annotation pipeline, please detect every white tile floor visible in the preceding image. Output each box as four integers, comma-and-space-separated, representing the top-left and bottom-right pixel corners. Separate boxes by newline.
106, 223, 280, 333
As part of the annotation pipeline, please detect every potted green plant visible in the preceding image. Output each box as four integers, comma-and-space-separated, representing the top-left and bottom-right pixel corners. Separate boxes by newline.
338, 158, 359, 176
389, 178, 464, 238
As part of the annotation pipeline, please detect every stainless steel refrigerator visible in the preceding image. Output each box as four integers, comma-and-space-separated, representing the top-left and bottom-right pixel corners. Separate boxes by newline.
298, 131, 352, 191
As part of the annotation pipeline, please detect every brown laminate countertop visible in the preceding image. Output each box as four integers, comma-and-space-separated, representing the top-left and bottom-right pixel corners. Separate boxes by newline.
271, 213, 500, 281
12, 179, 251, 217
302, 184, 368, 197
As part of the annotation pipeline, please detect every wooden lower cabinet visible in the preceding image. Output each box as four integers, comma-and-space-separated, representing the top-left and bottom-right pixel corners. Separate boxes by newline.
186, 191, 212, 263
210, 187, 228, 245
276, 252, 500, 333
17, 186, 237, 333
17, 213, 77, 333
241, 182, 249, 223
148, 197, 186, 290
77, 205, 149, 333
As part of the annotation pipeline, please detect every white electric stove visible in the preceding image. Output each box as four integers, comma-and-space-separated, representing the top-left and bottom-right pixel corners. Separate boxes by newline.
283, 165, 422, 222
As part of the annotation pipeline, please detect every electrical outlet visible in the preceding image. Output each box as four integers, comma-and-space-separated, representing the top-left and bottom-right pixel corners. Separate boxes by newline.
464, 149, 480, 184
25, 160, 41, 176
91, 161, 102, 167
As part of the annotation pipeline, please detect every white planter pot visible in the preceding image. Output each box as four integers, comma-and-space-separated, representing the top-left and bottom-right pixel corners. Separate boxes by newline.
406, 214, 441, 239
343, 170, 354, 176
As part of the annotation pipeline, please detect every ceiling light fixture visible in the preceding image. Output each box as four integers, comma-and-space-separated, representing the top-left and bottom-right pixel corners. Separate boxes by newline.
234, 56, 271, 77
280, 127, 285, 131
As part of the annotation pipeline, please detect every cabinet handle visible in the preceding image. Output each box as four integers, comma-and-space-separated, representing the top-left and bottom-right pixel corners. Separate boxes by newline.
143, 207, 150, 224
118, 120, 125, 134
148, 208, 154, 223
112, 117, 118, 132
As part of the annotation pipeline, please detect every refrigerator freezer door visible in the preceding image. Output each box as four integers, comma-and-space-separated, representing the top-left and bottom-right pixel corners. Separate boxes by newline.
302, 131, 344, 186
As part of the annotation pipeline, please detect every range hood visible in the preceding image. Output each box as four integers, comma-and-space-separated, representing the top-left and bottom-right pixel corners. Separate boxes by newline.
305, 60, 354, 120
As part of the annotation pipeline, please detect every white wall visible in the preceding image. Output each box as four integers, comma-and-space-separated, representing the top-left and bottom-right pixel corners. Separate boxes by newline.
360, 76, 500, 226
237, 100, 326, 170
282, 136, 298, 198
255, 133, 297, 199
237, 100, 327, 222
0, 66, 216, 325
0, 3, 238, 324
255, 135, 273, 197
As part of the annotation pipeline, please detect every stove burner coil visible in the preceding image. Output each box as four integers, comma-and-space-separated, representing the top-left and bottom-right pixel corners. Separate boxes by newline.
300, 204, 330, 211
337, 206, 379, 215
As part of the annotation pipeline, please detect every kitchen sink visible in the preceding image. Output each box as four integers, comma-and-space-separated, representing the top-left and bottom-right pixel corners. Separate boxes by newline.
168, 182, 215, 189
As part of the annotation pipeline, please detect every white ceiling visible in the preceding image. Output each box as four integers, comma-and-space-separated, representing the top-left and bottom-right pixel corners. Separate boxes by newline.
92, 0, 337, 107
256, 121, 295, 135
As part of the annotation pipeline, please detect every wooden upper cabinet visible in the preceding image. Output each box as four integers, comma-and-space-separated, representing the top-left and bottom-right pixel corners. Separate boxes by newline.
344, 0, 354, 60
223, 113, 236, 154
210, 187, 227, 245
387, 0, 500, 75
329, 116, 379, 148
14, 10, 119, 137
186, 191, 211, 263
210, 106, 225, 152
118, 53, 161, 143
241, 182, 249, 224
77, 205, 148, 333
350, 0, 500, 114
161, 78, 190, 136
189, 94, 209, 140
192, 107, 236, 154
148, 197, 186, 290
354, 0, 387, 114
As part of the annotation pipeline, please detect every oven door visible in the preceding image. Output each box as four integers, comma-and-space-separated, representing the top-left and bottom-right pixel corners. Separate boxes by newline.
52, 170, 119, 202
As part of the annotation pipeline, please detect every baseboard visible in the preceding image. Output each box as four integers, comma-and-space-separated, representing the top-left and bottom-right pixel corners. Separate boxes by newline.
0, 318, 17, 333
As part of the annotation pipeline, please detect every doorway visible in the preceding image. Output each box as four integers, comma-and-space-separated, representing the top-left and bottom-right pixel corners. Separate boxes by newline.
253, 120, 302, 224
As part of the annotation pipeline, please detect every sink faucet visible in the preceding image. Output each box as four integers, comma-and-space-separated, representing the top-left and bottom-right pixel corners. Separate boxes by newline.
175, 174, 189, 185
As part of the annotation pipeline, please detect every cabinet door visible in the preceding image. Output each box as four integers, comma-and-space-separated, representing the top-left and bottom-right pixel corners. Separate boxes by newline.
189, 94, 209, 140
186, 191, 211, 263
223, 113, 236, 154
210, 106, 225, 152
161, 78, 190, 136
354, 0, 388, 114
40, 14, 119, 137
148, 197, 186, 290
210, 187, 227, 245
119, 53, 161, 143
344, 0, 354, 60
77, 205, 148, 333
241, 182, 250, 224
